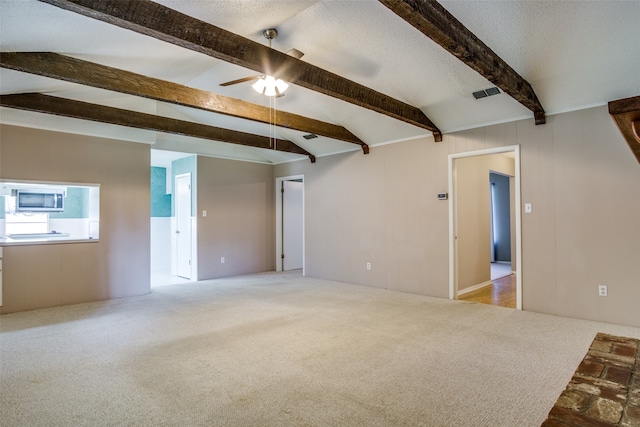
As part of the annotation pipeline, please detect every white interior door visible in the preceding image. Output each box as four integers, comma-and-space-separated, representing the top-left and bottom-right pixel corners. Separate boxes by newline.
282, 180, 303, 271
175, 173, 191, 279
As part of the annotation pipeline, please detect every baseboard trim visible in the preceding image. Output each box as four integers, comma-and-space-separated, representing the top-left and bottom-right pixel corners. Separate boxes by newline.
458, 280, 492, 296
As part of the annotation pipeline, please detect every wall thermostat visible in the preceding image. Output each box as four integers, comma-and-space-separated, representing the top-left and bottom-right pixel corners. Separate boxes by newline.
437, 193, 448, 200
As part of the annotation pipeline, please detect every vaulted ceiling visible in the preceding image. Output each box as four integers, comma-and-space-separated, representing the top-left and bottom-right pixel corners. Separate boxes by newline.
1, 0, 639, 165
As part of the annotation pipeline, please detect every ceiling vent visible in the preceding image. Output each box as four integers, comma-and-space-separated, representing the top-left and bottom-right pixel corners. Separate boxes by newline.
303, 133, 318, 140
473, 87, 501, 99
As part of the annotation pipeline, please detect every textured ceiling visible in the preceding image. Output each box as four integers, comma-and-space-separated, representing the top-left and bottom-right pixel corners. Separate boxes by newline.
1, 0, 639, 165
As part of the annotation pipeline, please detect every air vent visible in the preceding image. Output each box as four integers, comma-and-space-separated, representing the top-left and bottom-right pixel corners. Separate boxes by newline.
473, 87, 501, 99
473, 90, 488, 99
287, 48, 304, 59
303, 133, 318, 140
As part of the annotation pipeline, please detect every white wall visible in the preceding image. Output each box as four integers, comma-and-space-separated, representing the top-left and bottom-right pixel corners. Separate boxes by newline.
150, 217, 171, 272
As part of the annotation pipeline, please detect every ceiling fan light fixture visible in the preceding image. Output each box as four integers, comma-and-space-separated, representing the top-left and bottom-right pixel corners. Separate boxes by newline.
253, 75, 289, 97
275, 78, 289, 94
252, 77, 267, 94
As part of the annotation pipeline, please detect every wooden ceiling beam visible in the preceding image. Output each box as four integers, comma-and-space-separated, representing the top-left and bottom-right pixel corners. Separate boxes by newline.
380, 0, 546, 125
0, 93, 316, 162
0, 52, 367, 154
36, 0, 442, 141
609, 95, 640, 164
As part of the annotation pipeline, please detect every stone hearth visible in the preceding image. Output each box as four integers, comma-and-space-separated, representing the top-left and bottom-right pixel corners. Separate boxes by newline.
542, 333, 640, 427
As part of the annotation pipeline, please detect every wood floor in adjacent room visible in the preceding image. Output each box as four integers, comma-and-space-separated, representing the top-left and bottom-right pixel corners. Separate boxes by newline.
458, 274, 517, 308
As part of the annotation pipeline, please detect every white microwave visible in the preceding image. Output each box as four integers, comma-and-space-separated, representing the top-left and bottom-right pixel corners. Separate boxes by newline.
16, 190, 64, 212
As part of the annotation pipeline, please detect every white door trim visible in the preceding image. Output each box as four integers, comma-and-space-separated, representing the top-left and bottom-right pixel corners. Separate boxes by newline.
275, 175, 305, 274
448, 145, 522, 310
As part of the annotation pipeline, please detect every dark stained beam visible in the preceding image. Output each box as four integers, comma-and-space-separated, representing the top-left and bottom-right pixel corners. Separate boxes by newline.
609, 95, 640, 164
0, 93, 316, 162
380, 0, 546, 125
36, 0, 442, 142
0, 52, 368, 154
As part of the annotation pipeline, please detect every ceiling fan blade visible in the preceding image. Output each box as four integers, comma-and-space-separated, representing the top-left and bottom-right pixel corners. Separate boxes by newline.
219, 75, 262, 87
287, 48, 304, 59
220, 50, 301, 88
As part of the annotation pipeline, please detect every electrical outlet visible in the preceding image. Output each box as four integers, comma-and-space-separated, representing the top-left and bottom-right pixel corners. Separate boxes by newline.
598, 285, 608, 297
366, 262, 371, 270
221, 257, 225, 264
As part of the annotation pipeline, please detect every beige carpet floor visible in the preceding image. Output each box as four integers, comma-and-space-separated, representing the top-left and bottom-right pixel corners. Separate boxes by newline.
2, 271, 640, 427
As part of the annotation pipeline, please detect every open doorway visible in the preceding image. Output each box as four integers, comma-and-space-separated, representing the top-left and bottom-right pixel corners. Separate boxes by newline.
275, 175, 304, 273
448, 146, 522, 309
489, 171, 513, 279
150, 150, 195, 287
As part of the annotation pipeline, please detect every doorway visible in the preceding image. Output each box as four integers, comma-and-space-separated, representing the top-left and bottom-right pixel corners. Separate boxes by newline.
489, 171, 513, 278
175, 173, 192, 279
150, 150, 195, 287
275, 175, 304, 273
448, 146, 522, 309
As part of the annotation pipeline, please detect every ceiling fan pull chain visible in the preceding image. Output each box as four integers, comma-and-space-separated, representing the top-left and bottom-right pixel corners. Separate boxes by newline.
270, 95, 274, 150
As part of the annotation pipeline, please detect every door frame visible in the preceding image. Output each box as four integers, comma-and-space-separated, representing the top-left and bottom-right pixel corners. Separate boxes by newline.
174, 172, 192, 279
489, 170, 512, 263
275, 174, 305, 274
448, 145, 522, 310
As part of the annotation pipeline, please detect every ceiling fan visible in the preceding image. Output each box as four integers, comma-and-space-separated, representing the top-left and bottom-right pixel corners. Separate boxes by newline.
219, 28, 304, 97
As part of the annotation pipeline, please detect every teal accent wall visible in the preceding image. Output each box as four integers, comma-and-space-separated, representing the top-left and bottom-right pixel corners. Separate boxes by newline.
49, 187, 89, 219
150, 167, 172, 218
0, 196, 5, 219
172, 155, 196, 217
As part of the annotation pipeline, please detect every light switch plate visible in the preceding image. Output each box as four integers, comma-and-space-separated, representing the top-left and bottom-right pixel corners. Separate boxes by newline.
525, 203, 532, 213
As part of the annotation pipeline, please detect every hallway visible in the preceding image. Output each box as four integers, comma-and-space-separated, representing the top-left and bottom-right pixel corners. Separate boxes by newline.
459, 263, 516, 308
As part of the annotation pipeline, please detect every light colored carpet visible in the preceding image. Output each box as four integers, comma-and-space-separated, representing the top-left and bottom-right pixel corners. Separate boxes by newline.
2, 271, 640, 427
